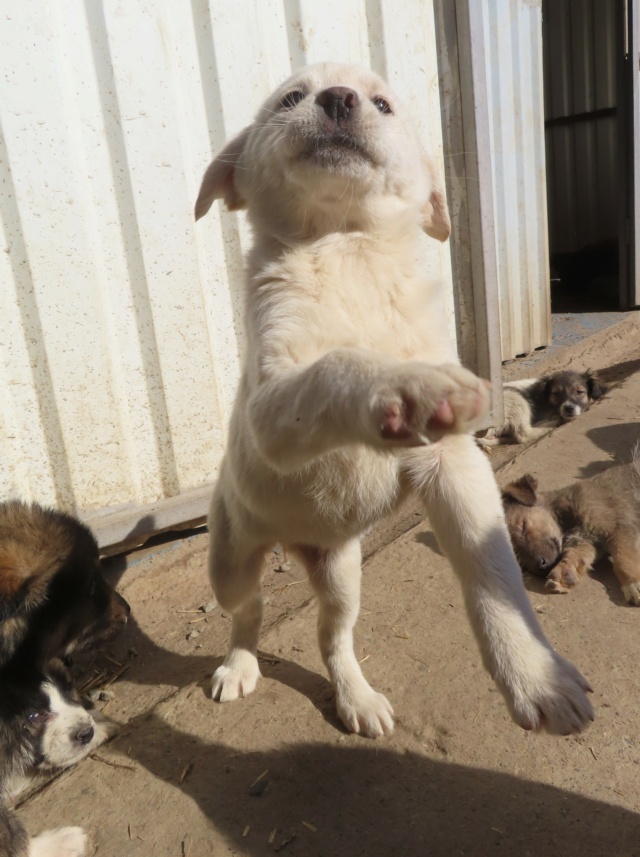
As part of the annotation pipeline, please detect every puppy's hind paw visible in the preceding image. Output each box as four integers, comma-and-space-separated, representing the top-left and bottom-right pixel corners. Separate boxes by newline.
622, 581, 640, 606
336, 686, 394, 738
29, 827, 87, 857
211, 652, 260, 702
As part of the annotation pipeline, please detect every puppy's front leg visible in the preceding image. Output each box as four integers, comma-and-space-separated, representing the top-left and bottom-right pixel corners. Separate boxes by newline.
545, 534, 597, 593
405, 435, 594, 735
296, 540, 394, 738
249, 351, 489, 472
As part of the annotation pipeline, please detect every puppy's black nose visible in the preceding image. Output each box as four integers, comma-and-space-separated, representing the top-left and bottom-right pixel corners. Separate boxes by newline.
73, 724, 95, 745
538, 557, 548, 571
563, 404, 576, 415
316, 87, 359, 122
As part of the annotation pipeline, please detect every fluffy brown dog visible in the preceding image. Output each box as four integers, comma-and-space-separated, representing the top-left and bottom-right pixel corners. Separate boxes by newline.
0, 500, 129, 665
502, 462, 640, 604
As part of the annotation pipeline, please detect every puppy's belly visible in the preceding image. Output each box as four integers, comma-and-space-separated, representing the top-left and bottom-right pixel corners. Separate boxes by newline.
227, 446, 403, 545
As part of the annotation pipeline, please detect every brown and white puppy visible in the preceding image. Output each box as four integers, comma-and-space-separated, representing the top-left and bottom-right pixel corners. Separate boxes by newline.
479, 370, 606, 448
502, 463, 640, 604
195, 62, 592, 738
0, 500, 130, 666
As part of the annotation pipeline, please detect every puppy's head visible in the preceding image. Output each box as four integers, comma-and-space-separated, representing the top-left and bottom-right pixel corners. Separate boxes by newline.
501, 475, 562, 576
0, 659, 109, 782
0, 501, 130, 664
538, 370, 607, 422
195, 63, 450, 241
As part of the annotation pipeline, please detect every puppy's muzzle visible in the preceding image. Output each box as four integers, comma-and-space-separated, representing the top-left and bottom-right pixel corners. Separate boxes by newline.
560, 402, 580, 420
316, 86, 359, 124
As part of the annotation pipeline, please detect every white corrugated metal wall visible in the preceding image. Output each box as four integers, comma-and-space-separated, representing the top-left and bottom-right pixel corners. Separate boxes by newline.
480, 0, 552, 361
0, 0, 453, 544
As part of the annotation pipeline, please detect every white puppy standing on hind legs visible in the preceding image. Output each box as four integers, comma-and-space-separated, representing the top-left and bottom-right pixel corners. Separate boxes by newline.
195, 62, 594, 738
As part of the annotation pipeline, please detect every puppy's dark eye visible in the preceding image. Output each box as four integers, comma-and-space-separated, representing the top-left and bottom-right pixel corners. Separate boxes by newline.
280, 90, 306, 110
27, 710, 44, 723
576, 389, 585, 396
372, 96, 392, 115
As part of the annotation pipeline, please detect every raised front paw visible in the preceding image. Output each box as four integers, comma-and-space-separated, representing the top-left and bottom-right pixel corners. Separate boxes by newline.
371, 363, 490, 446
499, 648, 594, 736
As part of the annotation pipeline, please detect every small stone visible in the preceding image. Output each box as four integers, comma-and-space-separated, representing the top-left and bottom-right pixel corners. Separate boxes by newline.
187, 629, 202, 641
200, 600, 217, 613
275, 562, 292, 573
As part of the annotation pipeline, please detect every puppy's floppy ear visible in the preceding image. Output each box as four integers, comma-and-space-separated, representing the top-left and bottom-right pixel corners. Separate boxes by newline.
194, 126, 251, 220
502, 474, 539, 507
528, 375, 552, 402
421, 154, 451, 242
586, 369, 607, 400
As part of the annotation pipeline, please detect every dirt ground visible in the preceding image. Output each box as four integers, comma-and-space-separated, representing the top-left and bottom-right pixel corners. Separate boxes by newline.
17, 319, 640, 857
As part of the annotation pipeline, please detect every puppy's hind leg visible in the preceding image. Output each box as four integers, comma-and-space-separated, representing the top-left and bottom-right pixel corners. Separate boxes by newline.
208, 494, 266, 702
404, 435, 593, 735
297, 540, 394, 738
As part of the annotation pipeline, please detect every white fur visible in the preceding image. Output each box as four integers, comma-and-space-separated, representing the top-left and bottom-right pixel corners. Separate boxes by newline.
40, 683, 109, 770
29, 827, 86, 857
197, 63, 593, 737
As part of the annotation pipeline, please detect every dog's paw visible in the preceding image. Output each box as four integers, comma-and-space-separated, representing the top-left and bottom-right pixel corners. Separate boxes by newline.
622, 581, 640, 606
211, 652, 261, 702
501, 650, 593, 736
29, 826, 87, 857
545, 562, 579, 593
372, 363, 490, 446
336, 686, 394, 738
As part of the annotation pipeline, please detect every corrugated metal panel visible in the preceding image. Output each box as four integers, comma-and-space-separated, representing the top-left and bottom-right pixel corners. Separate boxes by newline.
0, 0, 453, 542
479, 0, 552, 360
543, 0, 618, 255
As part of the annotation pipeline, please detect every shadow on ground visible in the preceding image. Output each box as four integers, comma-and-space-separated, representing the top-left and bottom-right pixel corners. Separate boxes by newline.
117, 713, 639, 857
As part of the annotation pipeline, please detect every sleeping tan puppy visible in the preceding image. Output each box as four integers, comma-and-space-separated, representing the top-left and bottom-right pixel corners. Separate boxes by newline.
195, 63, 593, 737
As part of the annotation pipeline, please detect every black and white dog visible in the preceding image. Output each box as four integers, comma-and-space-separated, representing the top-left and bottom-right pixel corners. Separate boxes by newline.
0, 501, 130, 857
0, 658, 111, 857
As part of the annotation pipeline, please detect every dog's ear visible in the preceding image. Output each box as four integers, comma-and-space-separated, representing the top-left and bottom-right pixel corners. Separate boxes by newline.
585, 370, 607, 400
421, 154, 451, 242
528, 375, 552, 402
194, 126, 252, 220
502, 474, 539, 507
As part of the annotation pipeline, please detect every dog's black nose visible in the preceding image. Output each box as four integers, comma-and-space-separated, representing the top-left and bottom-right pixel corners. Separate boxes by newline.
538, 557, 548, 570
73, 724, 95, 745
316, 87, 359, 123
563, 404, 576, 415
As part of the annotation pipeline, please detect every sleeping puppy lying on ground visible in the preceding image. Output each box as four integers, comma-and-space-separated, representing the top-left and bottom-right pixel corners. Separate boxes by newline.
0, 501, 130, 856
478, 369, 606, 448
502, 461, 640, 604
194, 62, 593, 737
